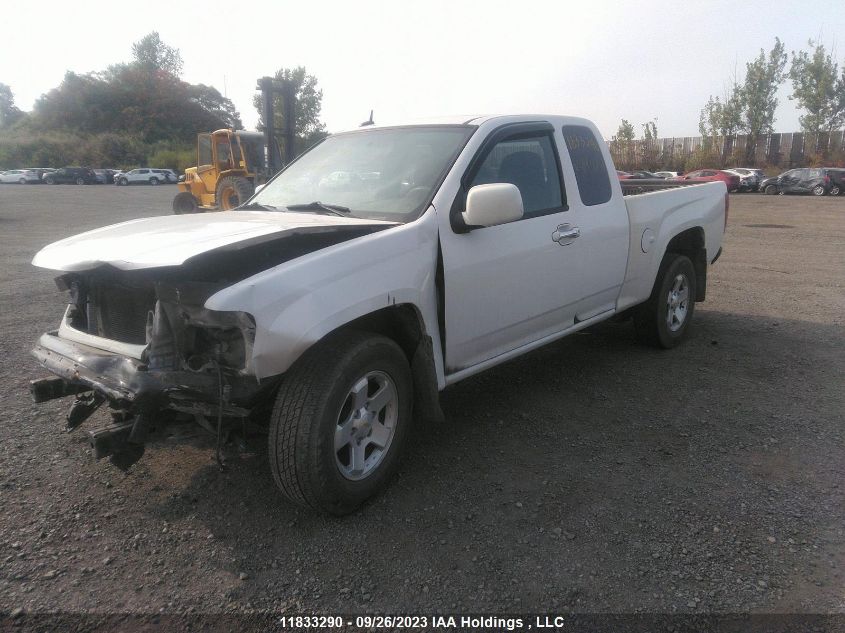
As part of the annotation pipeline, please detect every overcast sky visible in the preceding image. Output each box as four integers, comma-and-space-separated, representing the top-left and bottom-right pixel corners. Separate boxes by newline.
2, 0, 843, 139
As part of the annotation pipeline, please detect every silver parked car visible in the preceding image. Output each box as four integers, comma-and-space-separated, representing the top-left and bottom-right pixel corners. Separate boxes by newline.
0, 169, 40, 184
726, 167, 765, 192
115, 168, 168, 186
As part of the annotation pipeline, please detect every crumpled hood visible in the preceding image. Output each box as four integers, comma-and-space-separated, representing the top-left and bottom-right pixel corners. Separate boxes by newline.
32, 211, 396, 272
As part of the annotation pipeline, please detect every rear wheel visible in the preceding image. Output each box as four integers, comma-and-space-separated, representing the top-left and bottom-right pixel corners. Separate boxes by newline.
172, 192, 199, 214
149, 177, 159, 186
215, 176, 254, 210
811, 185, 825, 196
830, 184, 841, 196
75, 177, 85, 185
269, 331, 413, 515
18, 178, 26, 184
634, 254, 697, 349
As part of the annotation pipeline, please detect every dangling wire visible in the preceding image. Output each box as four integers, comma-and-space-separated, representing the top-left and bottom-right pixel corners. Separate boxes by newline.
215, 361, 228, 471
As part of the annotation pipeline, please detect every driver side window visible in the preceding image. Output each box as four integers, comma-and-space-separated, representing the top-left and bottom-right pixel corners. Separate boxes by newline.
468, 134, 564, 217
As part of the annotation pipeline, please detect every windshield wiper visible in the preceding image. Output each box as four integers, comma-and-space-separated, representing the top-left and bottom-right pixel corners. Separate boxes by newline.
239, 201, 277, 210
285, 201, 351, 216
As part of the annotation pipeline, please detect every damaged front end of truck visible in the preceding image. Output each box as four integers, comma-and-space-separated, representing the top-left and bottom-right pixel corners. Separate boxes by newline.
29, 212, 395, 464
31, 271, 266, 464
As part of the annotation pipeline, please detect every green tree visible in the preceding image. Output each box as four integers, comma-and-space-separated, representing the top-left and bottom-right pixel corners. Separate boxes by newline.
741, 38, 787, 162
131, 31, 183, 76
641, 119, 658, 140
615, 119, 636, 143
788, 40, 845, 135
253, 66, 328, 158
30, 65, 240, 144
0, 83, 24, 128
188, 84, 242, 129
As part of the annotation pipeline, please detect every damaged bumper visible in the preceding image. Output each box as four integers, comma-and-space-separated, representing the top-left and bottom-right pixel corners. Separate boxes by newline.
31, 332, 255, 417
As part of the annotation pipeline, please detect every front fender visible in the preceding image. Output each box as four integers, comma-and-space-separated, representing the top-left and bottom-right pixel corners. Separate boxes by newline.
204, 209, 443, 383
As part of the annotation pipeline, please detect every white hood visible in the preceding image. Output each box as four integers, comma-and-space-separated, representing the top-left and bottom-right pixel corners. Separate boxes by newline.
32, 211, 395, 272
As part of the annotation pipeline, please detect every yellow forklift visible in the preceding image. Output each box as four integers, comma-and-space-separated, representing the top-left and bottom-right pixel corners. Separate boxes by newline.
172, 129, 279, 213
172, 77, 292, 214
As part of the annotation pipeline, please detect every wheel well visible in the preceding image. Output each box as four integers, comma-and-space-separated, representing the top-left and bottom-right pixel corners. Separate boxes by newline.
338, 304, 424, 362
334, 304, 444, 425
665, 227, 707, 301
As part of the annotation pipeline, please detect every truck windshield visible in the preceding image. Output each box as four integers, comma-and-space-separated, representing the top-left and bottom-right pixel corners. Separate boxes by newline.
251, 125, 475, 222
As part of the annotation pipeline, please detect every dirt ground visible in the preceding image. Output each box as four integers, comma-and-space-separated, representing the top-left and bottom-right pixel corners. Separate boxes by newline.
0, 185, 843, 618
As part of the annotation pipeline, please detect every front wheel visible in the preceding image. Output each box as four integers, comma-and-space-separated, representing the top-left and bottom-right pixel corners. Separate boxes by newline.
18, 178, 26, 184
269, 331, 413, 515
149, 177, 159, 186
764, 184, 778, 195
811, 185, 825, 196
215, 176, 254, 210
172, 191, 199, 214
830, 185, 841, 196
118, 177, 128, 186
75, 177, 85, 185
634, 254, 697, 349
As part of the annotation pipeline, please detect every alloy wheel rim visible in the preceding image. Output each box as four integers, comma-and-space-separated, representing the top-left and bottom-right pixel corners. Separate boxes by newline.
666, 273, 689, 333
334, 370, 398, 481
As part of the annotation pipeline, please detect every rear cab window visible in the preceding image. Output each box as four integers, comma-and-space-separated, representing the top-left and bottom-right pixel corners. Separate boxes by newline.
561, 125, 612, 206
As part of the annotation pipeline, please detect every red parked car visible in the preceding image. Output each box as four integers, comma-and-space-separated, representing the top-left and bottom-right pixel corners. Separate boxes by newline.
675, 169, 740, 192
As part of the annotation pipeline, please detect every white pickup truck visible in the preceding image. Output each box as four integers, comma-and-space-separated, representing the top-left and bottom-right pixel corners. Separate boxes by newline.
30, 115, 727, 514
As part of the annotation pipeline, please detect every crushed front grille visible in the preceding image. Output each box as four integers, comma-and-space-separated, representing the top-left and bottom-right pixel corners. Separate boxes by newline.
92, 283, 155, 344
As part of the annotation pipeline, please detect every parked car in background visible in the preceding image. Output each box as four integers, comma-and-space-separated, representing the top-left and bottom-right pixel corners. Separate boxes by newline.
759, 168, 830, 196
152, 169, 178, 183
676, 170, 740, 192
93, 169, 117, 184
823, 168, 844, 196
627, 170, 665, 179
616, 170, 633, 179
726, 167, 765, 192
44, 167, 98, 185
723, 170, 753, 192
115, 168, 168, 186
25, 168, 55, 182
654, 171, 679, 179
0, 169, 41, 184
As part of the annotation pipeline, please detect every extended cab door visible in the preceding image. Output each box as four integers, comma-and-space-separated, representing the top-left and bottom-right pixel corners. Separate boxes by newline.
439, 120, 628, 375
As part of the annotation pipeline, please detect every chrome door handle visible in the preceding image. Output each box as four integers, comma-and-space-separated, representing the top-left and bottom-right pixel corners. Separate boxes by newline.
552, 224, 580, 244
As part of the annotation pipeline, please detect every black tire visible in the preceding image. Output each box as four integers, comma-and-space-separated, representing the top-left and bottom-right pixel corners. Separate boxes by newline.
75, 177, 85, 185
215, 176, 254, 210
764, 184, 778, 195
811, 184, 825, 196
149, 177, 159, 186
830, 185, 841, 196
633, 254, 697, 349
45, 176, 55, 185
118, 177, 128, 186
269, 331, 413, 515
18, 178, 26, 185
172, 192, 199, 214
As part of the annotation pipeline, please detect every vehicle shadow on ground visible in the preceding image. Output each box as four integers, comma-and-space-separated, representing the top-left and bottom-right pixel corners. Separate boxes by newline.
145, 308, 844, 610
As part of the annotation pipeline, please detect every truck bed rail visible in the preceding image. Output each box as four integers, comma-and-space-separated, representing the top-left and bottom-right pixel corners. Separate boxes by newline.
620, 179, 711, 196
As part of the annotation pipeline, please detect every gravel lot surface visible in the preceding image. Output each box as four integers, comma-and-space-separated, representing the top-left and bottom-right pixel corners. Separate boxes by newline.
0, 185, 843, 618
